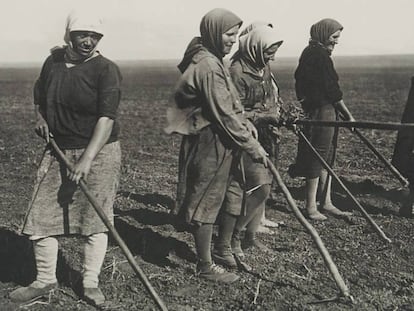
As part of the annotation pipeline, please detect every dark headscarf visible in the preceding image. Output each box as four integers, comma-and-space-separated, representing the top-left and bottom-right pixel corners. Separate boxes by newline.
310, 18, 343, 46
177, 8, 242, 73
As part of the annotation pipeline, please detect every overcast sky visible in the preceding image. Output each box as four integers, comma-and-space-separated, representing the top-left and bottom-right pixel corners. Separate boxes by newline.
1, 0, 414, 63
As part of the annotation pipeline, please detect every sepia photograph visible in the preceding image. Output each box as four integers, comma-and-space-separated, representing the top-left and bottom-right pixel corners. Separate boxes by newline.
1, 0, 414, 310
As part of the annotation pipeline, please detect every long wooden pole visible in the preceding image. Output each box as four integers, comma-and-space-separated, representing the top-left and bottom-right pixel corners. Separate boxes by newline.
267, 159, 352, 300
294, 119, 414, 131
49, 138, 168, 311
350, 128, 408, 187
295, 129, 392, 243
334, 113, 409, 187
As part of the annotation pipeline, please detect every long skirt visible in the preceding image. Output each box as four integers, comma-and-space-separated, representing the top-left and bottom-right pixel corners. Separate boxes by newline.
173, 126, 243, 225
290, 104, 338, 178
21, 141, 121, 237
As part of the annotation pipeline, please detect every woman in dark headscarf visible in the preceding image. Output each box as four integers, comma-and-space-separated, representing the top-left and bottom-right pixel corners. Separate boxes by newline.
167, 8, 268, 283
9, 10, 122, 306
215, 24, 284, 261
290, 18, 354, 221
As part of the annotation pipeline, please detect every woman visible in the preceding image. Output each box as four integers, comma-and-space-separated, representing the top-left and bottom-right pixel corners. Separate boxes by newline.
213, 24, 284, 262
167, 8, 268, 283
9, 11, 122, 306
290, 18, 354, 221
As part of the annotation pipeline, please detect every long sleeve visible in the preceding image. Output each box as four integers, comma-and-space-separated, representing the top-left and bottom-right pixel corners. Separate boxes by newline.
322, 55, 343, 103
199, 67, 263, 158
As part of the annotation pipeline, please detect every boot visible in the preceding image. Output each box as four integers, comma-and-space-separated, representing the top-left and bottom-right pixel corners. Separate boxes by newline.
196, 261, 239, 283
84, 287, 105, 306
9, 281, 57, 303
212, 245, 237, 269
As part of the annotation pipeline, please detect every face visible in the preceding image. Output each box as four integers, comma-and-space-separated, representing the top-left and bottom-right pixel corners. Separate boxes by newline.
263, 44, 280, 63
70, 31, 102, 57
325, 30, 341, 52
222, 25, 240, 55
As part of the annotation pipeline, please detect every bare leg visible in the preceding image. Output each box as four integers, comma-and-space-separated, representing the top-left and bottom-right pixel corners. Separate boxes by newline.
235, 185, 270, 232
260, 209, 279, 229
243, 185, 272, 251
306, 176, 327, 220
320, 170, 352, 216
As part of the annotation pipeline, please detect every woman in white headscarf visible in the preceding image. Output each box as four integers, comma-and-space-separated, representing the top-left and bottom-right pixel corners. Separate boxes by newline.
212, 24, 284, 263
9, 10, 122, 306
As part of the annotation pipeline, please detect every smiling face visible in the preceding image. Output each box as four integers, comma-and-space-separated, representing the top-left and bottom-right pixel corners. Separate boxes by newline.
325, 29, 341, 53
221, 24, 240, 55
70, 31, 102, 57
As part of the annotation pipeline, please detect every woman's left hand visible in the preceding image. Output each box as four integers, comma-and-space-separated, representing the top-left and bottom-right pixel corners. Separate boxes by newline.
246, 120, 258, 139
68, 157, 93, 184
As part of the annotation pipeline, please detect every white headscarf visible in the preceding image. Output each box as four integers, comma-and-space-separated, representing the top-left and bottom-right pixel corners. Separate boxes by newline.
238, 26, 283, 69
63, 10, 104, 64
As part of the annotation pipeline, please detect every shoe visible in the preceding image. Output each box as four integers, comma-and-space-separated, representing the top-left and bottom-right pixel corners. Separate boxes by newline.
308, 210, 327, 221
231, 232, 245, 258
212, 247, 237, 269
197, 263, 239, 283
322, 206, 352, 217
9, 281, 57, 303
84, 287, 105, 306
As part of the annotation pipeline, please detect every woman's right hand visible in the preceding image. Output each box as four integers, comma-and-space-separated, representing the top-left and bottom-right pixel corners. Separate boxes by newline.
252, 145, 269, 167
35, 114, 50, 143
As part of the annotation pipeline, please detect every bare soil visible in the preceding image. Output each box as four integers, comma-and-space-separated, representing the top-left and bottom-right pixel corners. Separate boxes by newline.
1, 59, 414, 310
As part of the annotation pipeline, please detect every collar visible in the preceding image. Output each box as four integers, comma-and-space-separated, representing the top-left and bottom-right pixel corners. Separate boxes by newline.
239, 58, 264, 79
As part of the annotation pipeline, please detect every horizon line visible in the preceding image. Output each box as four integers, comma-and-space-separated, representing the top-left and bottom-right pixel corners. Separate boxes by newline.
1, 53, 413, 68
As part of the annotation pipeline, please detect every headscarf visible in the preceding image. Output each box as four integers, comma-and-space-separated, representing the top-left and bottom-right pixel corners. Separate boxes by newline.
231, 21, 274, 61
310, 18, 343, 46
177, 8, 242, 73
63, 10, 104, 64
236, 26, 283, 69
239, 21, 273, 37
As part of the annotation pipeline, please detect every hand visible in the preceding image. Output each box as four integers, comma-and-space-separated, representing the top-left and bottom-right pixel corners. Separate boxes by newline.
346, 115, 356, 131
35, 115, 49, 143
246, 120, 258, 139
270, 125, 281, 141
252, 145, 269, 167
68, 156, 92, 184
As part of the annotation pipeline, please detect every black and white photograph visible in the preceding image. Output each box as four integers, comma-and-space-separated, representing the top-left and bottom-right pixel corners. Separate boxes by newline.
1, 0, 414, 310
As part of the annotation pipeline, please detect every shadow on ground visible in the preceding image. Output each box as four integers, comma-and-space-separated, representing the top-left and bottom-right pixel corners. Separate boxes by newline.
114, 191, 196, 268
0, 228, 82, 296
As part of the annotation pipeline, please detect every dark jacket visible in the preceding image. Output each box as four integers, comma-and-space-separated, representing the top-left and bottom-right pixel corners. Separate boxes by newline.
294, 43, 342, 112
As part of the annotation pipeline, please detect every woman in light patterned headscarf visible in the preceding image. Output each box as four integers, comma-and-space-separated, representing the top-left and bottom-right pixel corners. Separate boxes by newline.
212, 23, 284, 264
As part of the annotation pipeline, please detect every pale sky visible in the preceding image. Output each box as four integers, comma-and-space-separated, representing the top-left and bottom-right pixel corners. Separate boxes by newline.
1, 0, 414, 63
